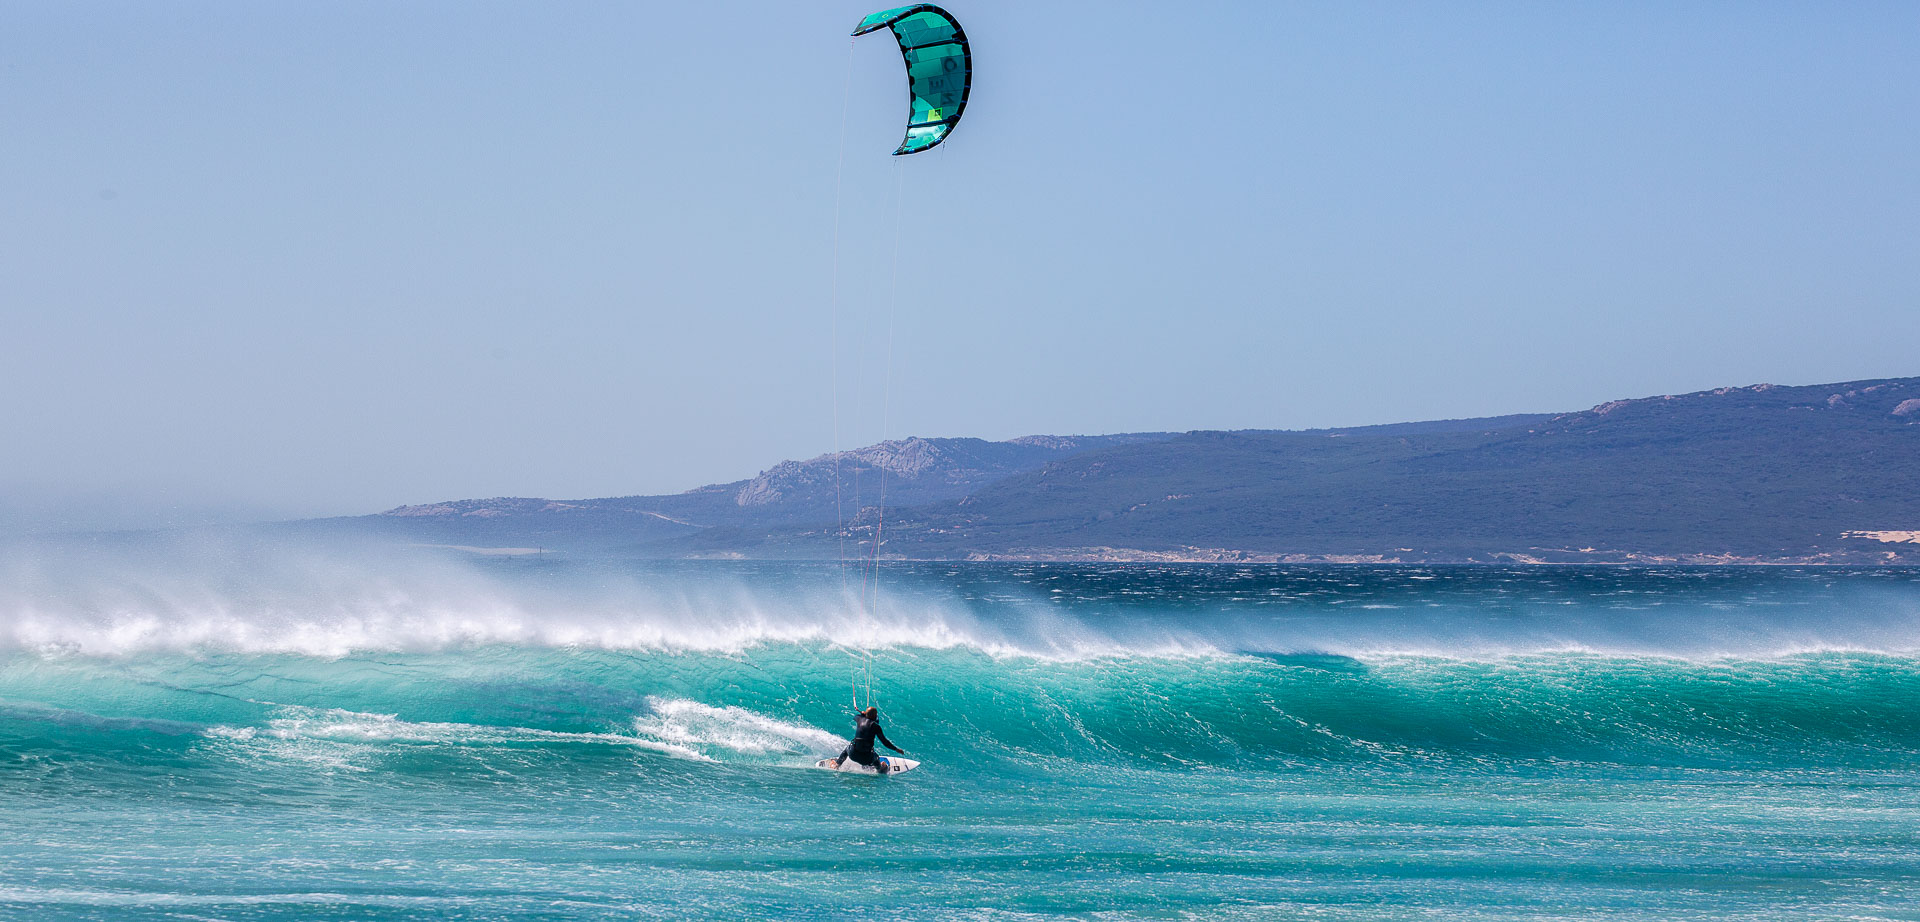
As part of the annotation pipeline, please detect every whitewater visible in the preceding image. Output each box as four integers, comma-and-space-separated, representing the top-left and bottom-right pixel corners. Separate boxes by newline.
3, 544, 1918, 920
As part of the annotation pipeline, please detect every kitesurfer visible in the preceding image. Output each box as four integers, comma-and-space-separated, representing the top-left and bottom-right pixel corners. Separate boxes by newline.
831, 706, 907, 773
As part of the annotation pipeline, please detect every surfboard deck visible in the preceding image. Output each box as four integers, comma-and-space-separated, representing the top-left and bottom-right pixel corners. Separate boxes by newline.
814, 756, 920, 775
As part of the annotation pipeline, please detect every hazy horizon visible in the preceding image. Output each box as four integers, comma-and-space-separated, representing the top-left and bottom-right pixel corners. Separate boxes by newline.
0, 386, 1561, 534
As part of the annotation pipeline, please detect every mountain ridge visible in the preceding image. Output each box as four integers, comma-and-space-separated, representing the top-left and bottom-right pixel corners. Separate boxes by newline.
286, 377, 1920, 564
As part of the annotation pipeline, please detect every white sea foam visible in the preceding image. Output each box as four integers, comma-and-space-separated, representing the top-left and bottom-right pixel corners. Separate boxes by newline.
200, 701, 854, 768
629, 697, 845, 759
0, 590, 1126, 660
0, 538, 1068, 658
4, 537, 1918, 662
0, 537, 1236, 661
205, 706, 713, 763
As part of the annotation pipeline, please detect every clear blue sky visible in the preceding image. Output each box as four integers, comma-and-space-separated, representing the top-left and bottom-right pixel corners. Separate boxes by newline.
4, 1, 1917, 529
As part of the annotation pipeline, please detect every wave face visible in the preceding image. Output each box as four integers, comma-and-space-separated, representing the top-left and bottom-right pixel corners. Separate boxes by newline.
4, 549, 1920, 919
6, 648, 1918, 776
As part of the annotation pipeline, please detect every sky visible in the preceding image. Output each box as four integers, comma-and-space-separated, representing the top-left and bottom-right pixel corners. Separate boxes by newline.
3, 1, 1918, 530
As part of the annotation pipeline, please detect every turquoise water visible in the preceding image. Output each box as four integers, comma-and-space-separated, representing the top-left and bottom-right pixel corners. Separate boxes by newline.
3, 554, 1919, 920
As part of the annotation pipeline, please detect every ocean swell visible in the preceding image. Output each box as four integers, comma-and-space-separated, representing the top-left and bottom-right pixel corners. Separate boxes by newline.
4, 550, 1920, 777
4, 646, 1918, 777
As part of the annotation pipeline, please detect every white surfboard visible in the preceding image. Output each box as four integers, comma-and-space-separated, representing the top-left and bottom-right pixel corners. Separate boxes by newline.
814, 755, 920, 775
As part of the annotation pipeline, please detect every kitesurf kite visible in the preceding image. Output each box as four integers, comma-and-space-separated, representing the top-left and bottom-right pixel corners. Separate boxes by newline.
852, 5, 972, 155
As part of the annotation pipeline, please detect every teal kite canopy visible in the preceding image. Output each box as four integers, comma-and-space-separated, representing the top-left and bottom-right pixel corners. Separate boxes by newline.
852, 5, 971, 155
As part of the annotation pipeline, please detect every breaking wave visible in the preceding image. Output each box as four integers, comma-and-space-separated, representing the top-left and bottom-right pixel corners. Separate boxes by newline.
3, 543, 1919, 779
3, 540, 1917, 662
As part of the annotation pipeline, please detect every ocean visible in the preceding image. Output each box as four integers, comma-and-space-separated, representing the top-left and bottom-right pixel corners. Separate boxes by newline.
3, 548, 1918, 920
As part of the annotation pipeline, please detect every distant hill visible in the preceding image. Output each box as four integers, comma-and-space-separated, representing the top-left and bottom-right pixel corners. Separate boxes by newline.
289, 378, 1920, 564
291, 434, 1172, 552
840, 379, 1920, 564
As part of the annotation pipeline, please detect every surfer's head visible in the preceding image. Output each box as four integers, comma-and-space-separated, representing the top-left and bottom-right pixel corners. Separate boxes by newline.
861, 706, 878, 719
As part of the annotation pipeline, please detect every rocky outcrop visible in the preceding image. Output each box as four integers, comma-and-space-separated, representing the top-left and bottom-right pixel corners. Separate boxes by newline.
727, 434, 1172, 509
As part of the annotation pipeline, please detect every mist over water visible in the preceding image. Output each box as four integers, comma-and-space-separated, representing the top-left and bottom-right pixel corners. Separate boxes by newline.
6, 538, 1918, 659
3, 542, 1919, 919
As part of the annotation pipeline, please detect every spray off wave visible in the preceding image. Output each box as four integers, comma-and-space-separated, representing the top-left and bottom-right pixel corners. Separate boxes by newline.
4, 541, 1918, 661
0, 541, 1083, 658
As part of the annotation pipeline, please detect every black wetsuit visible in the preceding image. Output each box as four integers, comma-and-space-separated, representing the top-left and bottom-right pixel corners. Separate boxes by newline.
837, 714, 904, 772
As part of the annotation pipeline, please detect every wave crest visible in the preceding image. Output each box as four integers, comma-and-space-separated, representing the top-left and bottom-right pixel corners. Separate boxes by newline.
5, 541, 1919, 662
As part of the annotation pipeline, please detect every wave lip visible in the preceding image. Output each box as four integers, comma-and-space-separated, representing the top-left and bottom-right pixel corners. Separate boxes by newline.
0, 591, 1222, 661
7, 544, 1920, 662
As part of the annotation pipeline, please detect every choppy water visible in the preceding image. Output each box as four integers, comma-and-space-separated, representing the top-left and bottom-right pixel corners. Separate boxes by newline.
3, 548, 1919, 920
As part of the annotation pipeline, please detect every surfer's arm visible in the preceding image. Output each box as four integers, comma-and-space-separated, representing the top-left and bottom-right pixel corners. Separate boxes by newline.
876, 728, 905, 754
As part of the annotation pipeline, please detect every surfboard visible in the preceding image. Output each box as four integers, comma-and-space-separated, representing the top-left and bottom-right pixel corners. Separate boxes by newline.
814, 755, 920, 775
